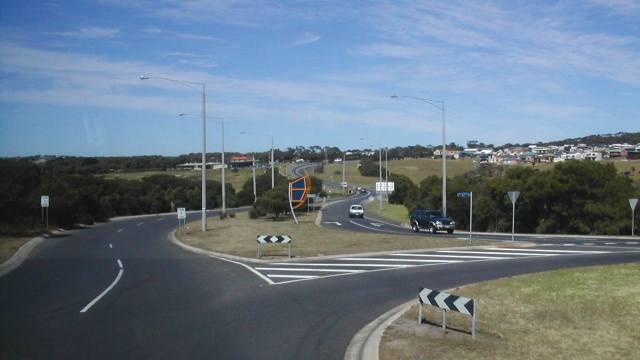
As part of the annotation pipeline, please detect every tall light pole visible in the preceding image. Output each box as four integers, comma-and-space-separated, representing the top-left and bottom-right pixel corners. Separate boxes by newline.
391, 95, 447, 216
385, 148, 389, 202
181, 114, 226, 217
140, 75, 208, 232
361, 138, 383, 209
252, 154, 257, 203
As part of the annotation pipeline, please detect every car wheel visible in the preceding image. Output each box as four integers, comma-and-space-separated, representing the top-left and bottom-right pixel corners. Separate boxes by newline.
430, 225, 437, 234
412, 223, 419, 232
447, 229, 454, 234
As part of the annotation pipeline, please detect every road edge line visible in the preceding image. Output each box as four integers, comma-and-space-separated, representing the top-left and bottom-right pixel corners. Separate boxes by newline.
79, 259, 124, 313
0, 236, 45, 278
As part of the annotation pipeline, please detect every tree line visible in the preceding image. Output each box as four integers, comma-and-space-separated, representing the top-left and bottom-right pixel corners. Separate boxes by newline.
360, 159, 639, 235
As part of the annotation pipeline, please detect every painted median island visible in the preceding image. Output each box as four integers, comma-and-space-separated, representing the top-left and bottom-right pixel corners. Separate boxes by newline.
380, 263, 640, 359
174, 212, 493, 259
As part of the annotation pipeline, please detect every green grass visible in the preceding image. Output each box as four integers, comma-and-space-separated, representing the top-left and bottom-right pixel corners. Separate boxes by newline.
0, 236, 32, 263
176, 212, 494, 259
381, 263, 640, 360
364, 201, 409, 224
315, 159, 475, 189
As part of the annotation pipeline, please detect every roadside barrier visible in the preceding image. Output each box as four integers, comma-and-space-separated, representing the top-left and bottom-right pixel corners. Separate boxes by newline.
418, 287, 476, 338
257, 235, 292, 259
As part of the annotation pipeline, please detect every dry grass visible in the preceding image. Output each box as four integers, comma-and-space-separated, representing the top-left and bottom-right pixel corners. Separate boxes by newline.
176, 212, 491, 259
380, 263, 640, 360
0, 236, 32, 263
364, 202, 409, 225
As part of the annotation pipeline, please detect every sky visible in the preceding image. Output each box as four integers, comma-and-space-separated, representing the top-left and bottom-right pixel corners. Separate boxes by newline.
0, 0, 639, 156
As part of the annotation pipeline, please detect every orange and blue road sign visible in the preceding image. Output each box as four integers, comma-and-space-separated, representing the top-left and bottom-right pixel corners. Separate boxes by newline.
289, 175, 311, 209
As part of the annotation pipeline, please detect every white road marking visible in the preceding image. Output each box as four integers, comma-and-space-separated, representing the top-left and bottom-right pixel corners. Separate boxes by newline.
267, 274, 318, 279
80, 259, 124, 313
271, 263, 410, 268
338, 257, 462, 263
389, 253, 510, 260
626, 242, 638, 245
255, 267, 363, 273
323, 221, 342, 226
156, 218, 164, 222
485, 247, 606, 254
136, 222, 144, 226
117, 229, 123, 233
457, 237, 468, 240
605, 242, 616, 245
437, 250, 552, 256
209, 255, 274, 285
349, 220, 404, 234
563, 243, 576, 246
108, 243, 113, 249
370, 222, 383, 227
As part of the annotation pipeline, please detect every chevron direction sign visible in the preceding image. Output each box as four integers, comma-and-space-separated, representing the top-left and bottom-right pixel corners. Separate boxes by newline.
257, 235, 292, 259
418, 287, 477, 338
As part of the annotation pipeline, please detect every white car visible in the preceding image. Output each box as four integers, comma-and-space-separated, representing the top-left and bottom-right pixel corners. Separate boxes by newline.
348, 205, 364, 218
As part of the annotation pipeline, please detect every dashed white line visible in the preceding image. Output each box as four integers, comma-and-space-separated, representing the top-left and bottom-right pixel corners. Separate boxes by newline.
626, 242, 638, 245
117, 229, 123, 233
437, 250, 552, 256
108, 243, 113, 249
563, 243, 576, 246
136, 222, 144, 226
605, 242, 616, 245
80, 259, 124, 313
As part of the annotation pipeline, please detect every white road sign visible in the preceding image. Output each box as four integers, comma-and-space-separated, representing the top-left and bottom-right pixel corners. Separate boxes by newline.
41, 195, 49, 208
507, 191, 520, 204
177, 207, 186, 219
630, 198, 638, 210
375, 182, 395, 192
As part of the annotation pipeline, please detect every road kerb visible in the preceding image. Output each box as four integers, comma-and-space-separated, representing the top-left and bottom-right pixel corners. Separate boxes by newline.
344, 301, 413, 360
0, 236, 45, 278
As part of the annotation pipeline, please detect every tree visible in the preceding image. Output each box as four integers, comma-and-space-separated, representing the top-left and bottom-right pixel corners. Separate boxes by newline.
255, 184, 289, 220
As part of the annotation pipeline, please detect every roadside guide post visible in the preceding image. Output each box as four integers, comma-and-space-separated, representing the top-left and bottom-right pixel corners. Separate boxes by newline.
41, 195, 49, 233
457, 192, 473, 243
630, 198, 638, 236
507, 191, 520, 242
177, 207, 186, 234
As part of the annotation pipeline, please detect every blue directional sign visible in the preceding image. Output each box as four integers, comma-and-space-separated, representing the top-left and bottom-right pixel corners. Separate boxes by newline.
457, 192, 471, 198
289, 175, 311, 209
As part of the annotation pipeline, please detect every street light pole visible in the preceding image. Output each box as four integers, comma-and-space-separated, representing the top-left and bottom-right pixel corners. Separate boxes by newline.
379, 145, 383, 210
220, 117, 225, 216
252, 154, 257, 203
271, 135, 275, 189
391, 95, 447, 216
385, 148, 389, 202
141, 75, 208, 232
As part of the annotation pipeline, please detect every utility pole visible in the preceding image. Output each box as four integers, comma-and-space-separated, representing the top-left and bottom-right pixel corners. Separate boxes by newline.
221, 117, 226, 216
252, 155, 257, 203
379, 146, 383, 210
271, 136, 275, 189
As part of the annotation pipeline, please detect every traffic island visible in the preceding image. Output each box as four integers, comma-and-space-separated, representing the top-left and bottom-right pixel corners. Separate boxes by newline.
175, 212, 496, 259
379, 263, 640, 359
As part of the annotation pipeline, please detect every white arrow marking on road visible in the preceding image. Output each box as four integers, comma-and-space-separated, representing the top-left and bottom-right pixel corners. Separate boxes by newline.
453, 297, 471, 315
323, 222, 342, 226
370, 222, 383, 227
435, 292, 449, 310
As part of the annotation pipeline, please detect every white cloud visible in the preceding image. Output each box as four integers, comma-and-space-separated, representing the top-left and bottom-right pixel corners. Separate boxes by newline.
142, 27, 218, 42
285, 32, 321, 48
55, 27, 120, 39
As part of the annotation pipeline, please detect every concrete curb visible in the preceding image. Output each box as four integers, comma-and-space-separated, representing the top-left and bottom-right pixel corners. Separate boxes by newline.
0, 236, 44, 278
344, 301, 414, 360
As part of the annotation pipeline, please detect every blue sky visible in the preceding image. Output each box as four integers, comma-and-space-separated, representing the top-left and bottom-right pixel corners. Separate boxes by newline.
0, 0, 639, 156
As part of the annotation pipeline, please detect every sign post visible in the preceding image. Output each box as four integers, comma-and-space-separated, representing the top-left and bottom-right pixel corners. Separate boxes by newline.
457, 192, 473, 243
40, 195, 50, 232
630, 198, 638, 236
177, 207, 186, 233
507, 191, 520, 242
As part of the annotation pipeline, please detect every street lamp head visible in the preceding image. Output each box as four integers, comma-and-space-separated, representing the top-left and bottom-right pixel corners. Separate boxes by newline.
139, 75, 150, 80
390, 95, 399, 99
178, 113, 187, 116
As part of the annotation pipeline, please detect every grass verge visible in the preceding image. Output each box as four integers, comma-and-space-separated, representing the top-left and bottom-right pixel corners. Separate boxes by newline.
364, 201, 409, 225
380, 263, 640, 360
0, 236, 33, 263
176, 212, 492, 259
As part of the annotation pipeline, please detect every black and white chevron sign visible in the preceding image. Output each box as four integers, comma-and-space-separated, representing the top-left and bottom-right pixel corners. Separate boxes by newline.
257, 235, 292, 244
418, 287, 474, 316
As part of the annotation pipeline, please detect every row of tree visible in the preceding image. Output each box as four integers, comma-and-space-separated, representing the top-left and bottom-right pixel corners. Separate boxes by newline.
360, 159, 639, 235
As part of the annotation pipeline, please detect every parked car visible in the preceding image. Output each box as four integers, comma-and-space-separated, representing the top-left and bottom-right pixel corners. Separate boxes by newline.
409, 209, 455, 234
348, 204, 364, 218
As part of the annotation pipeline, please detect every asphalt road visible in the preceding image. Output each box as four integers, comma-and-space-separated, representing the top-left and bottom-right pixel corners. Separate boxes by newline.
1, 170, 639, 358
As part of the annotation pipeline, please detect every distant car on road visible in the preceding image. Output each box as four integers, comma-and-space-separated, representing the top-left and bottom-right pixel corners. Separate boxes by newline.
410, 209, 455, 234
349, 204, 364, 218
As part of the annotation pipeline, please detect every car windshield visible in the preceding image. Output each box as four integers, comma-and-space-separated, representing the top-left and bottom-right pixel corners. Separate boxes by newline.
351, 206, 363, 210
